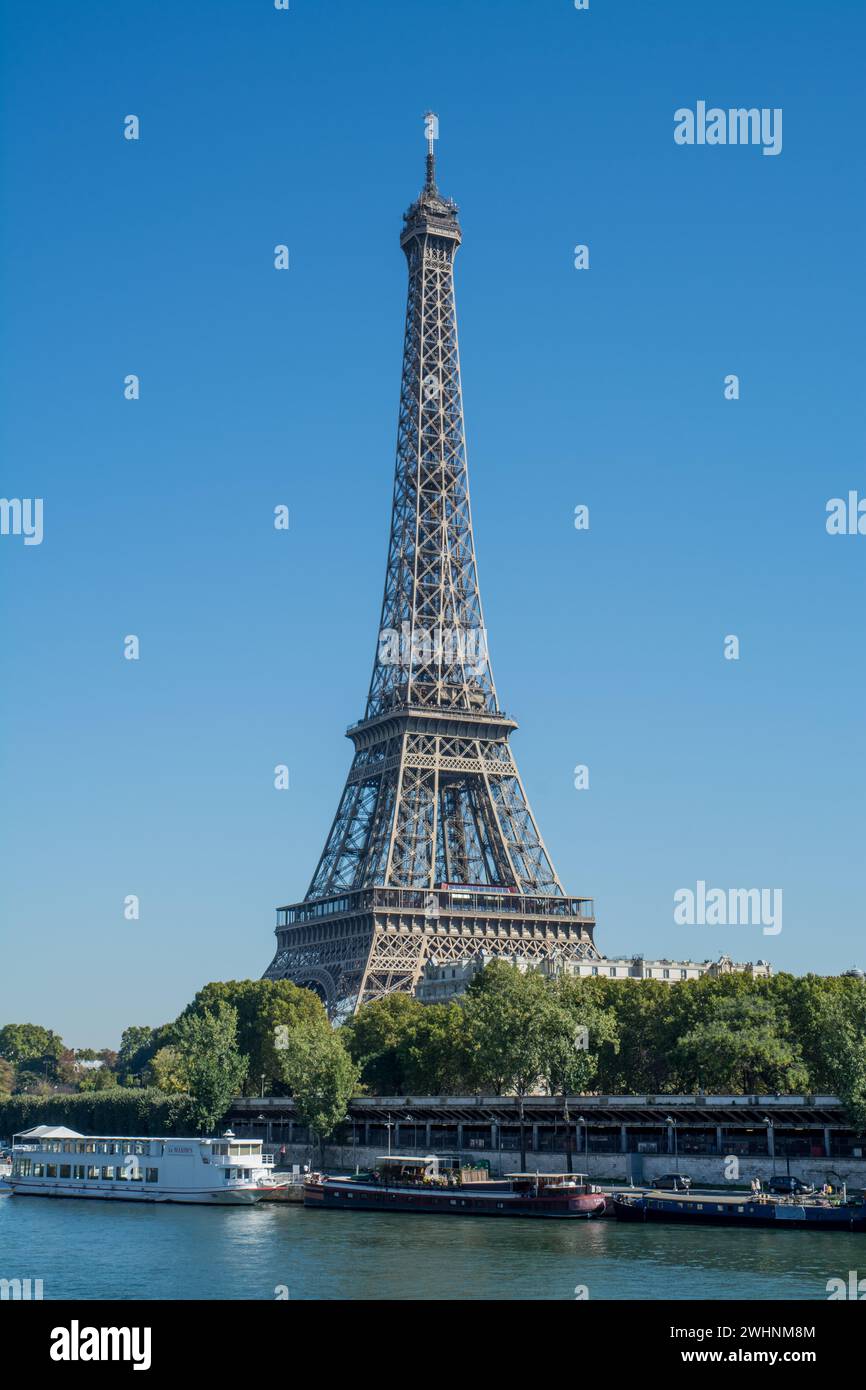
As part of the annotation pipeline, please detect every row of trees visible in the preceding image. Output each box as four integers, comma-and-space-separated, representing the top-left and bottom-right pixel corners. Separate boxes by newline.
3, 967, 865, 1143
0, 982, 359, 1142
341, 966, 866, 1125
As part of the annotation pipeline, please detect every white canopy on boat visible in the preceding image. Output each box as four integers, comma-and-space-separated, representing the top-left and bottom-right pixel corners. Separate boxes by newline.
16, 1125, 84, 1140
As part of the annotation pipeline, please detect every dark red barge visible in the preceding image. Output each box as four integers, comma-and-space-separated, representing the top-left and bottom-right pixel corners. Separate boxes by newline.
304, 1155, 607, 1220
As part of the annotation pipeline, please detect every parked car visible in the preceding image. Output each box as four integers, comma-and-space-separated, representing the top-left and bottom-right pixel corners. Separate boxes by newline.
765, 1175, 814, 1196
651, 1173, 692, 1191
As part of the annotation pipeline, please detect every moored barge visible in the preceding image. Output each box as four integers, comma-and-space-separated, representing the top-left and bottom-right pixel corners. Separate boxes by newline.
304, 1155, 607, 1219
613, 1190, 866, 1232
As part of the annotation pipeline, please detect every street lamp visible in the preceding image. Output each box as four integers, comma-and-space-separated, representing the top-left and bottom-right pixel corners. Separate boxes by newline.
666, 1115, 679, 1171
577, 1116, 588, 1169
385, 1113, 393, 1157
763, 1117, 776, 1176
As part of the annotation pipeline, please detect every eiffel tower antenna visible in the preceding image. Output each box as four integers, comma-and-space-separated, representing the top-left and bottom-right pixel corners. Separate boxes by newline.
264, 117, 599, 1016
424, 109, 438, 190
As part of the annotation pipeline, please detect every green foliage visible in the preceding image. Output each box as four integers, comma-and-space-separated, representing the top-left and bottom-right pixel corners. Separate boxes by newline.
397, 1003, 472, 1094
117, 1025, 168, 1083
174, 1002, 249, 1132
276, 1021, 359, 1142
342, 992, 426, 1093
76, 1066, 118, 1094
674, 993, 809, 1094
341, 967, 866, 1123
178, 980, 328, 1094
4, 971, 865, 1133
462, 962, 553, 1095
147, 1046, 188, 1094
0, 1023, 64, 1074
0, 1088, 195, 1140
541, 977, 620, 1095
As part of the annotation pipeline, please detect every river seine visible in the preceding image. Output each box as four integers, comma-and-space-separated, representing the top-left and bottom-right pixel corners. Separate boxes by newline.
0, 1193, 854, 1299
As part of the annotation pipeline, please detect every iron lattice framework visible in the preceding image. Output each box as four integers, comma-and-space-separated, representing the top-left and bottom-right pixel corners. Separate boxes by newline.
264, 120, 599, 1015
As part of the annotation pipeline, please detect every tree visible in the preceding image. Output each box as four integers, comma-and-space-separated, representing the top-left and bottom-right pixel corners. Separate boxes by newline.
0, 1024, 64, 1076
397, 1002, 472, 1094
173, 1003, 248, 1132
462, 962, 555, 1169
798, 984, 866, 1127
277, 1022, 359, 1163
13, 1070, 54, 1096
595, 980, 679, 1093
179, 980, 327, 1095
147, 1047, 188, 1095
342, 993, 424, 1094
0, 1057, 16, 1095
117, 1026, 158, 1083
77, 1065, 118, 1093
674, 994, 809, 1094
540, 978, 619, 1096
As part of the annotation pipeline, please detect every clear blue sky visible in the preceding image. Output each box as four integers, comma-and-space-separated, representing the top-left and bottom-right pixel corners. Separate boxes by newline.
1, 0, 864, 1048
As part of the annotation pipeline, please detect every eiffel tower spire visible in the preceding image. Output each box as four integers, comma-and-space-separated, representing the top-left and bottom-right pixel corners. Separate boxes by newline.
264, 118, 599, 1016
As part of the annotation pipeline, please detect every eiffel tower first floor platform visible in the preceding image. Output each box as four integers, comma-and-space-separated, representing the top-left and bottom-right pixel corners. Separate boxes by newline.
262, 885, 599, 1018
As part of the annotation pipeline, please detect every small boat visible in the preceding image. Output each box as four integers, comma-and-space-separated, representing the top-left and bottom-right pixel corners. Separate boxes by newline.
304, 1155, 607, 1219
7, 1125, 279, 1205
613, 1189, 866, 1232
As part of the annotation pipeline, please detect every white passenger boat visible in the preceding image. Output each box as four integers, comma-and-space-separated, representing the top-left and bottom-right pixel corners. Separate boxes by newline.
8, 1126, 280, 1205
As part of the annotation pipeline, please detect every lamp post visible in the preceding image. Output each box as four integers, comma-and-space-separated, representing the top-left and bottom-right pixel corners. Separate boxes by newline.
385, 1113, 393, 1157
666, 1115, 679, 1172
763, 1116, 776, 1177
563, 1098, 573, 1175
577, 1115, 588, 1170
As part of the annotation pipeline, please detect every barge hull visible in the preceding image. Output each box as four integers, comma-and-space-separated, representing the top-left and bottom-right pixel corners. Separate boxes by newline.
306, 1183, 604, 1219
614, 1196, 866, 1232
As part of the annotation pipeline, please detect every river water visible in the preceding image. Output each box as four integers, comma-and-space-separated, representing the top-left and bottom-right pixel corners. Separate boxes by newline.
1, 1192, 857, 1300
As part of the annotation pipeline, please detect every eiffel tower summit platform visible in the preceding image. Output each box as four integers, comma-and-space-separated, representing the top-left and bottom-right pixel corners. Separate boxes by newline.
263, 116, 599, 1017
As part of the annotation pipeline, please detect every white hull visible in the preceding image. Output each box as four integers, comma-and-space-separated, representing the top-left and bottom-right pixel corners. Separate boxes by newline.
9, 1179, 265, 1205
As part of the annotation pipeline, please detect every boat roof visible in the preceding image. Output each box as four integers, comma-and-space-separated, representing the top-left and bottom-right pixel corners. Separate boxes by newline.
376, 1154, 437, 1164
13, 1131, 263, 1143
505, 1171, 590, 1179
16, 1125, 85, 1140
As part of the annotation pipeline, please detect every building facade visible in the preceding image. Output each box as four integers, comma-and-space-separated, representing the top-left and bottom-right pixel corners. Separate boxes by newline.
415, 950, 772, 1003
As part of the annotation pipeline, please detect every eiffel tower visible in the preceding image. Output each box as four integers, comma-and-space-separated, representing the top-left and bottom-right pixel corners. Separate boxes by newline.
264, 117, 599, 1016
